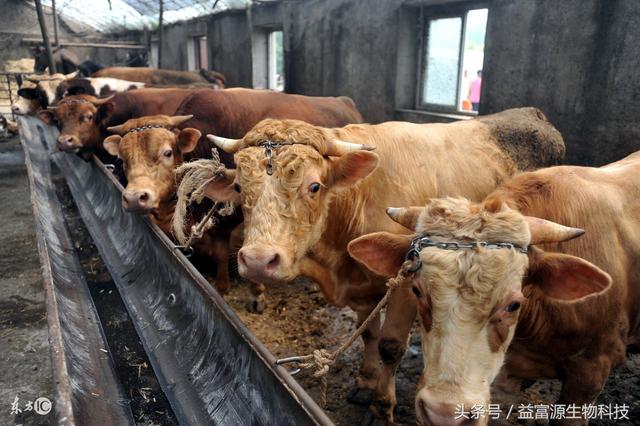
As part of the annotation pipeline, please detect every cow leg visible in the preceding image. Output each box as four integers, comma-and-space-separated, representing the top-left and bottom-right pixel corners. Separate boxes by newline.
246, 281, 266, 313
370, 286, 416, 423
554, 355, 612, 426
347, 305, 382, 405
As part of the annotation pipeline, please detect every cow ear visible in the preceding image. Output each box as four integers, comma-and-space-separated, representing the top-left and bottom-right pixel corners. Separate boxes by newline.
348, 232, 413, 278
177, 128, 201, 154
525, 249, 612, 301
103, 135, 122, 157
98, 101, 115, 124
37, 110, 55, 125
204, 169, 239, 203
327, 151, 378, 189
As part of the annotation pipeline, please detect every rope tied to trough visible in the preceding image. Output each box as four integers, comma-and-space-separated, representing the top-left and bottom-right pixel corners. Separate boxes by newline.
277, 260, 416, 408
172, 148, 235, 252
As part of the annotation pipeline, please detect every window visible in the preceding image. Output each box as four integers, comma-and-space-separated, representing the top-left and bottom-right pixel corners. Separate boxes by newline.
419, 7, 488, 114
187, 36, 208, 70
268, 30, 284, 91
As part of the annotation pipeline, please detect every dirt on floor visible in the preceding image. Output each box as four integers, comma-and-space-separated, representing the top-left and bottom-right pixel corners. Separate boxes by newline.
218, 275, 640, 426
0, 135, 55, 426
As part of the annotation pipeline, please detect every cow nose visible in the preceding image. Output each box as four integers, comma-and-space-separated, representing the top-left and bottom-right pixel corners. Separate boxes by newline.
416, 395, 480, 426
57, 135, 77, 151
122, 190, 152, 213
238, 246, 282, 281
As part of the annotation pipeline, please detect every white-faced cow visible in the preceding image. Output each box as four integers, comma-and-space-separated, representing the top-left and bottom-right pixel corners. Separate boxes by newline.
349, 150, 640, 425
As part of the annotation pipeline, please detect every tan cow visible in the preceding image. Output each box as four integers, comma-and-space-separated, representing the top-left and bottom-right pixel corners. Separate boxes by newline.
199, 108, 564, 420
349, 151, 640, 425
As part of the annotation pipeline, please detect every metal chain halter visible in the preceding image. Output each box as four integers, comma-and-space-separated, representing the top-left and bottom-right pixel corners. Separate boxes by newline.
405, 234, 528, 272
124, 124, 170, 136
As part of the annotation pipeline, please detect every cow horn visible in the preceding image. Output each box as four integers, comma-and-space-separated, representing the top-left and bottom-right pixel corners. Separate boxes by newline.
90, 95, 115, 106
324, 139, 375, 156
107, 123, 126, 135
168, 115, 194, 127
524, 216, 585, 245
207, 134, 242, 153
46, 106, 57, 111
65, 71, 79, 80
387, 206, 423, 230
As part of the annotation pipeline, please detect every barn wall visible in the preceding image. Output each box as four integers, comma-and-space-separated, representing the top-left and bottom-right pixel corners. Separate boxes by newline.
482, 0, 640, 165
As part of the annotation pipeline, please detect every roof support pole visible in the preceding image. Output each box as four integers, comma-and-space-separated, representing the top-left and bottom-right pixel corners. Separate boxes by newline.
158, 0, 164, 69
52, 0, 59, 46
34, 0, 57, 74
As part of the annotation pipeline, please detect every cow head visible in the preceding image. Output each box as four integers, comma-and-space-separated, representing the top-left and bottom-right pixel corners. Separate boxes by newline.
103, 115, 199, 214
24, 71, 78, 106
12, 86, 47, 115
203, 118, 378, 284
348, 198, 611, 426
37, 94, 114, 152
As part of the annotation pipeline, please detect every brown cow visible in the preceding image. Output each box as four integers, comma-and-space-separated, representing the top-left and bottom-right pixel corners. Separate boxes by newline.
92, 67, 225, 88
199, 108, 564, 420
349, 151, 640, 425
36, 88, 199, 155
102, 90, 363, 304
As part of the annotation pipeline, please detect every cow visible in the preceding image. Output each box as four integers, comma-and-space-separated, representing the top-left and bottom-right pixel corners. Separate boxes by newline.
101, 90, 363, 306
36, 88, 198, 155
61, 77, 145, 97
12, 82, 46, 116
21, 71, 79, 108
348, 151, 640, 425
199, 107, 564, 421
33, 46, 79, 74
91, 67, 226, 88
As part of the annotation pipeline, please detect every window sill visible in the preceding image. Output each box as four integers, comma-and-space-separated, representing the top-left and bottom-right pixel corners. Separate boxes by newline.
395, 108, 475, 123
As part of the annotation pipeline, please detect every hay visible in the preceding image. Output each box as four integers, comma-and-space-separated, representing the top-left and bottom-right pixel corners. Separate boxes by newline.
172, 148, 235, 245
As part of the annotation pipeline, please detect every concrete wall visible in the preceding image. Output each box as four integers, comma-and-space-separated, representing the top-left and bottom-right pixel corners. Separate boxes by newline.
482, 0, 640, 165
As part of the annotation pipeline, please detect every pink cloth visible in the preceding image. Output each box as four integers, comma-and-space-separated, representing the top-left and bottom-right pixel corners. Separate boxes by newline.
469, 77, 482, 103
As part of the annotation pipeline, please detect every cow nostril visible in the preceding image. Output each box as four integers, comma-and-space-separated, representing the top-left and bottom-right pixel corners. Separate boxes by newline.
267, 253, 280, 268
138, 192, 149, 202
238, 251, 246, 266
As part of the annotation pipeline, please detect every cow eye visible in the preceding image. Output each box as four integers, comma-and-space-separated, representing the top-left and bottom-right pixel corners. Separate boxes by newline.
309, 182, 321, 193
411, 285, 421, 298
86, 114, 93, 121
234, 183, 241, 193
505, 302, 521, 312
163, 149, 173, 158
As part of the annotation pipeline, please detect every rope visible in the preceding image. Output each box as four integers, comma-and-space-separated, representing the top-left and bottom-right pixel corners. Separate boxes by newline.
291, 260, 415, 407
172, 148, 235, 251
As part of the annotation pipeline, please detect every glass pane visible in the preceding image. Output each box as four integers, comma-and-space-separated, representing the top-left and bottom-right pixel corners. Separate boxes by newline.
269, 31, 285, 92
423, 17, 462, 106
460, 9, 488, 112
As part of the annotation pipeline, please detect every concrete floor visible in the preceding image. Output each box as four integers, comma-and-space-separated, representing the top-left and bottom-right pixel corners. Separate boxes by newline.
0, 136, 54, 426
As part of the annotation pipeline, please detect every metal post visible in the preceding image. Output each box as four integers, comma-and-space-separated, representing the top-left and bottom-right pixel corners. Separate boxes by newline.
158, 0, 164, 69
34, 0, 57, 74
52, 0, 59, 46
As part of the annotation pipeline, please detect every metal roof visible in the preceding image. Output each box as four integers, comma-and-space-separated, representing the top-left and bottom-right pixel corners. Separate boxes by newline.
38, 0, 250, 33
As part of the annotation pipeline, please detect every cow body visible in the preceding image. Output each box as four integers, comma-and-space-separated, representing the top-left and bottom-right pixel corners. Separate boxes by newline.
92, 67, 225, 88
486, 152, 640, 407
62, 77, 145, 97
202, 107, 564, 420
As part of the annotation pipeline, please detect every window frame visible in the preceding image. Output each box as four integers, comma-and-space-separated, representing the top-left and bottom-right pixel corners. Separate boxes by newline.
415, 2, 488, 115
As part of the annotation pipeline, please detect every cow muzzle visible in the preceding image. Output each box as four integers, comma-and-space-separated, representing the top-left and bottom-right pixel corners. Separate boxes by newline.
416, 389, 485, 426
237, 244, 287, 284
122, 189, 157, 213
56, 134, 82, 152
